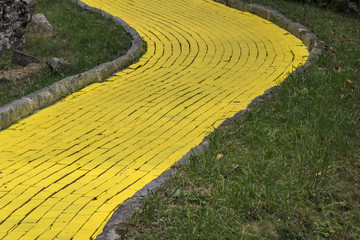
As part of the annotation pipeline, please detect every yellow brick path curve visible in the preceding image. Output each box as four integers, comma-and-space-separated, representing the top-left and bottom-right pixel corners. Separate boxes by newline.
0, 0, 308, 239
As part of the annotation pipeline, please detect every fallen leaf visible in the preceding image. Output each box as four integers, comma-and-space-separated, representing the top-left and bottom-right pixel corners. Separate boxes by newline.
329, 46, 337, 53
333, 66, 341, 73
340, 94, 344, 99
216, 153, 223, 161
341, 34, 349, 40
352, 120, 357, 125
315, 172, 322, 176
318, 67, 326, 71
346, 79, 353, 84
288, 89, 293, 95
277, 218, 281, 223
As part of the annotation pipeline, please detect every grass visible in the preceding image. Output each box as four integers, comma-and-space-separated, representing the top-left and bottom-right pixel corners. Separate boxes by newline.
117, 1, 360, 239
0, 0, 132, 106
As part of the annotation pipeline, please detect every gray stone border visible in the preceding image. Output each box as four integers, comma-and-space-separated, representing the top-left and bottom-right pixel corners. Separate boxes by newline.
0, 0, 143, 131
96, 1, 324, 239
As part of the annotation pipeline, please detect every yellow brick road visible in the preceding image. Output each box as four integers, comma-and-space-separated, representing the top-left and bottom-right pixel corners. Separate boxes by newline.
0, 0, 308, 239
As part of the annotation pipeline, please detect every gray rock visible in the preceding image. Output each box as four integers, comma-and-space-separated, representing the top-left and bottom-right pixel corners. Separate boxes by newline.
348, 2, 360, 16
25, 0, 37, 15
0, 0, 37, 54
27, 13, 53, 36
47, 57, 70, 72
12, 50, 40, 67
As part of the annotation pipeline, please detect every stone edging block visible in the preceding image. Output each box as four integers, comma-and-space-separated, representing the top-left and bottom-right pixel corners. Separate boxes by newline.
0, 0, 143, 131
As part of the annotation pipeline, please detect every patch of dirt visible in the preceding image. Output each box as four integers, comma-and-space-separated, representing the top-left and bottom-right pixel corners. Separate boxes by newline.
0, 63, 45, 83
0, 63, 47, 96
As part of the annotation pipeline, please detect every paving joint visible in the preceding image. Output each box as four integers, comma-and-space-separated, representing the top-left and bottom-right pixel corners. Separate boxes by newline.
0, 0, 144, 131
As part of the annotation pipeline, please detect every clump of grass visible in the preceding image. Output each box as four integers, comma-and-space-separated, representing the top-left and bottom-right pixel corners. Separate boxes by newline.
0, 0, 132, 106
118, 0, 360, 239
0, 54, 13, 71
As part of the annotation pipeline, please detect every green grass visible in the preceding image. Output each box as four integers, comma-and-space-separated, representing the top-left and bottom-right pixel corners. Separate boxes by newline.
118, 1, 360, 239
0, 0, 132, 106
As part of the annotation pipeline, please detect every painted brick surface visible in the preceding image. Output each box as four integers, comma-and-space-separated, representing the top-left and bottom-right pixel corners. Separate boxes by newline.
0, 0, 309, 239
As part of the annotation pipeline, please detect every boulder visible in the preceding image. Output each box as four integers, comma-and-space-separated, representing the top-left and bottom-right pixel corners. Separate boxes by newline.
47, 57, 70, 72
348, 2, 360, 16
27, 13, 53, 36
0, 0, 37, 54
12, 50, 40, 67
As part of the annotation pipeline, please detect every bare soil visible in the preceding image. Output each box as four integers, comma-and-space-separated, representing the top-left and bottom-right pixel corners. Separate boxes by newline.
0, 63, 47, 97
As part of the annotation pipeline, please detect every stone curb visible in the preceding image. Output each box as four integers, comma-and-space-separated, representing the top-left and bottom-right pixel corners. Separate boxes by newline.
0, 0, 143, 131
96, 1, 324, 239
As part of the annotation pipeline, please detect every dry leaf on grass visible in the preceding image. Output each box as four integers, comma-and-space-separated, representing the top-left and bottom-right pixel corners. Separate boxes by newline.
333, 66, 342, 73
215, 153, 223, 161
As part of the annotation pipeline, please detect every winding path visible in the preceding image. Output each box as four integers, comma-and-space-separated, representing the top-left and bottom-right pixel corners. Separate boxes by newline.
0, 0, 308, 239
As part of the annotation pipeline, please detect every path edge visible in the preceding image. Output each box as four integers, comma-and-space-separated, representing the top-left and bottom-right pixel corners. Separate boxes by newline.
95, 1, 324, 239
0, 0, 143, 131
